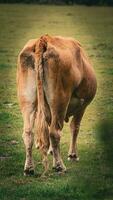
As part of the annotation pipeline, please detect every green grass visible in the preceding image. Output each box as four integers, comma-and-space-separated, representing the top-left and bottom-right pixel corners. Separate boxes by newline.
0, 4, 113, 200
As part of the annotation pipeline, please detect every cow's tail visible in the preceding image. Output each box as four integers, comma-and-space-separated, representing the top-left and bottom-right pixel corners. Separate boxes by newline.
35, 35, 50, 174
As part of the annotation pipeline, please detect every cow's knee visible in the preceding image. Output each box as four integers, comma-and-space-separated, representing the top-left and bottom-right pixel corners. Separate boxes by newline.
23, 128, 34, 149
49, 131, 60, 145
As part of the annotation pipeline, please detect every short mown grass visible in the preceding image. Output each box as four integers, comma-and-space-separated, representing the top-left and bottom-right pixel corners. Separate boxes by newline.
0, 4, 113, 200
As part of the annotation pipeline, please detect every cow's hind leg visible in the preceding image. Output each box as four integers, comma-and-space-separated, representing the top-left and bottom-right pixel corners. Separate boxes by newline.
22, 104, 36, 176
68, 109, 85, 161
49, 125, 66, 172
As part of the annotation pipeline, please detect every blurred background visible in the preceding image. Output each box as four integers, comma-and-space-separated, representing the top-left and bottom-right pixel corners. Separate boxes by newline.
0, 0, 113, 6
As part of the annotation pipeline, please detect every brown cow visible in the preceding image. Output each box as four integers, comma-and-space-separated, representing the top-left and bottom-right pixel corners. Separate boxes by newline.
17, 35, 97, 176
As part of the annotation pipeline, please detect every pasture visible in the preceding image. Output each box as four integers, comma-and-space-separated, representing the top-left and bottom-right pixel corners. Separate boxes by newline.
0, 4, 113, 200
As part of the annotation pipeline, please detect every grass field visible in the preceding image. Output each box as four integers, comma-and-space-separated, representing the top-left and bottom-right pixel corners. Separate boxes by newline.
0, 4, 113, 200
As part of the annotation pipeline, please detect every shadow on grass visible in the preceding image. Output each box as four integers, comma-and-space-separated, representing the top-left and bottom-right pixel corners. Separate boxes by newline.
95, 118, 113, 166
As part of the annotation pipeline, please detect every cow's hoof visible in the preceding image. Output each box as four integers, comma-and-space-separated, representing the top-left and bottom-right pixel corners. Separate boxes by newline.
24, 169, 34, 176
53, 164, 66, 173
68, 154, 79, 161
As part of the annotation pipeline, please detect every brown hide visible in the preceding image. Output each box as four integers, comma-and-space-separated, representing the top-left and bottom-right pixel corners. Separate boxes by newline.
17, 35, 97, 174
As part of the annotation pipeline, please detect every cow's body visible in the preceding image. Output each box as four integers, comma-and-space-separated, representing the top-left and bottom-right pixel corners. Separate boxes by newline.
17, 35, 97, 175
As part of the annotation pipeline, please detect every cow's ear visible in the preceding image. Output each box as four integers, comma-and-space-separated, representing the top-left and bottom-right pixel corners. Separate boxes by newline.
19, 50, 35, 69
